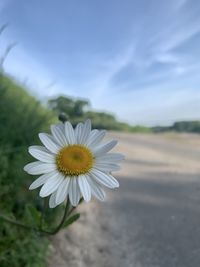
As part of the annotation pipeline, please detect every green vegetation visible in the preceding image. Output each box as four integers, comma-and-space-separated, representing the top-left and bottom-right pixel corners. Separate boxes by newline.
48, 96, 152, 133
153, 121, 200, 133
172, 121, 200, 132
0, 73, 55, 267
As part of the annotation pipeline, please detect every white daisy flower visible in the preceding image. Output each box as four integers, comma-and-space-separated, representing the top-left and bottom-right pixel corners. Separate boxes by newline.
24, 120, 124, 208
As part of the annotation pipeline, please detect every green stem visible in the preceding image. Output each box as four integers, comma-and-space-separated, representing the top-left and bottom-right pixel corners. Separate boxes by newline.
48, 198, 71, 235
39, 198, 47, 230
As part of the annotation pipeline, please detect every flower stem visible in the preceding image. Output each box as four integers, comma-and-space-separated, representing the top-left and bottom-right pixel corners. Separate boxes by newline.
39, 198, 47, 230
48, 198, 71, 235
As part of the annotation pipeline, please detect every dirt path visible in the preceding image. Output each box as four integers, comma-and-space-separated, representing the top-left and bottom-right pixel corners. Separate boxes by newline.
48, 132, 200, 267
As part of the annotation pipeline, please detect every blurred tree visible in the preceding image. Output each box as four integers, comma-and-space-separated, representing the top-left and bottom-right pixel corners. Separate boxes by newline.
48, 96, 75, 118
48, 96, 90, 122
74, 99, 90, 117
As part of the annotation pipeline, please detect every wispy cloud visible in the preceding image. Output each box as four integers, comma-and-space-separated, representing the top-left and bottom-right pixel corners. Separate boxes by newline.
105, 1, 200, 91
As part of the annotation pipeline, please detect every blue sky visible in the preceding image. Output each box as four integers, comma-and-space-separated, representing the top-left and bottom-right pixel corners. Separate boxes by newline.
0, 0, 200, 126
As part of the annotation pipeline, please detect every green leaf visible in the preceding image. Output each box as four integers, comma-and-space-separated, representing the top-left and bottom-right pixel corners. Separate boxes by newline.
63, 213, 80, 228
25, 204, 41, 225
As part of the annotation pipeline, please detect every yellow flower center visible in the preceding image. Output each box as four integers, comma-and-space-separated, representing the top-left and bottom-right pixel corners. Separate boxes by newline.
56, 145, 94, 176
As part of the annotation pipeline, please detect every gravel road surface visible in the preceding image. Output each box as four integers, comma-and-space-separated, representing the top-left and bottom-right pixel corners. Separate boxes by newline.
48, 132, 200, 267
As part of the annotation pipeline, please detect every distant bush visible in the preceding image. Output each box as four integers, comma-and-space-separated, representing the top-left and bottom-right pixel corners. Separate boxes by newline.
130, 125, 152, 133
152, 121, 200, 133
172, 121, 200, 133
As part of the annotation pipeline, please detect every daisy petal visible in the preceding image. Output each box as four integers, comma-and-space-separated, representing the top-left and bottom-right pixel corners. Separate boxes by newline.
29, 146, 55, 163
51, 124, 68, 146
56, 178, 70, 205
24, 119, 123, 206
56, 123, 65, 133
69, 177, 80, 206
86, 130, 106, 148
24, 161, 56, 175
79, 119, 91, 144
75, 122, 83, 143
39, 133, 61, 154
29, 173, 51, 190
94, 162, 121, 172
49, 191, 58, 208
39, 171, 64, 197
89, 129, 99, 139
86, 176, 105, 201
92, 140, 117, 157
78, 175, 91, 202
90, 168, 119, 188
65, 121, 75, 144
